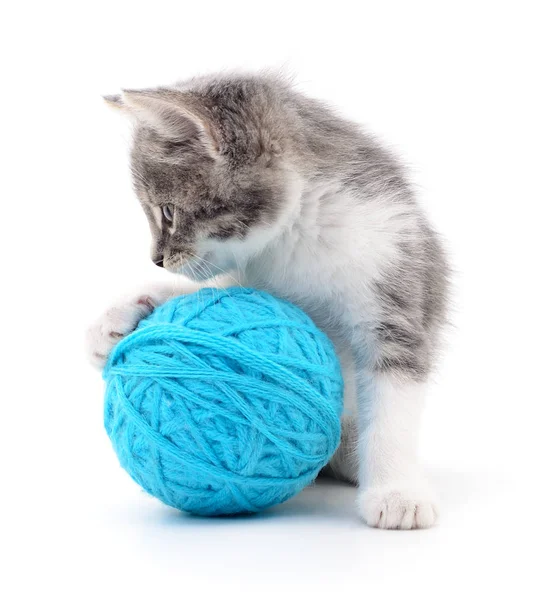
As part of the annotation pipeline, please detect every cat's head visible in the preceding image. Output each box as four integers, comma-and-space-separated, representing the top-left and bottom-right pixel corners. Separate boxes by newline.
105, 76, 302, 280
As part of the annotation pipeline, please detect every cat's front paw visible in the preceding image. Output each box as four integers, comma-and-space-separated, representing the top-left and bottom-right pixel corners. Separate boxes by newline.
86, 291, 166, 369
357, 482, 438, 530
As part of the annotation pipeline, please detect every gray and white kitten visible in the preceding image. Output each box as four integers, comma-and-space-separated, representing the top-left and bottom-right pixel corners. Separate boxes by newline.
87, 72, 449, 529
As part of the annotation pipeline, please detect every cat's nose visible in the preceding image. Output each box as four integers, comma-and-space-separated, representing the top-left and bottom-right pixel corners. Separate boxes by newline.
153, 256, 165, 268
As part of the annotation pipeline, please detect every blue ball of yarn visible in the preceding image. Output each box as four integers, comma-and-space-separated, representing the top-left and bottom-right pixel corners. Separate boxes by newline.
103, 287, 343, 516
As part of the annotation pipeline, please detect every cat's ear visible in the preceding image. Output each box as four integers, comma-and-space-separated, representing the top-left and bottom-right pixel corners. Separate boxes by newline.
120, 89, 220, 159
103, 94, 127, 111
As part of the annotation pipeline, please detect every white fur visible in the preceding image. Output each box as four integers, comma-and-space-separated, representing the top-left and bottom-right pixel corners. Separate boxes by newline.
355, 373, 437, 528
241, 183, 437, 528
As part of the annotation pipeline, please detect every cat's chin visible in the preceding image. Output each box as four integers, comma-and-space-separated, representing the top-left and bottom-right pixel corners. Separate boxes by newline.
169, 253, 233, 282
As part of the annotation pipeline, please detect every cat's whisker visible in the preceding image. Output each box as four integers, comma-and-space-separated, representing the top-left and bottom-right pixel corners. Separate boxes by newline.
190, 252, 244, 289
187, 253, 244, 312
185, 261, 201, 286
195, 258, 214, 282
229, 247, 245, 283
203, 256, 241, 284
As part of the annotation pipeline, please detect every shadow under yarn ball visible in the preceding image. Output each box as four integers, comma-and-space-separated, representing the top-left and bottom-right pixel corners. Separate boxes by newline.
103, 287, 344, 516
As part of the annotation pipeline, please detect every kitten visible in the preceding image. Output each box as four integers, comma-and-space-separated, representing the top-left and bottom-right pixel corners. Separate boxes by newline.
87, 72, 449, 529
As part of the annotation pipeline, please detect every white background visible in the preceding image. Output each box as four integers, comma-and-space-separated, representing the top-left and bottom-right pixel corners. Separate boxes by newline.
2, 1, 536, 598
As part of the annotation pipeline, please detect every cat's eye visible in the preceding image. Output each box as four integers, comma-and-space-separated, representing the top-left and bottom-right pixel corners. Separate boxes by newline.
162, 205, 174, 223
